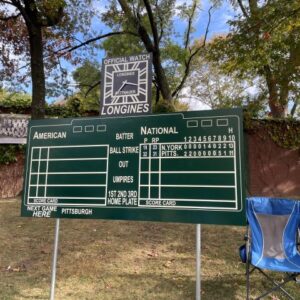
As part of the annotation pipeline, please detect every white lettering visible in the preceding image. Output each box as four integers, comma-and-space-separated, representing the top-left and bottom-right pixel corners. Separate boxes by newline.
101, 103, 149, 115
107, 198, 122, 205
33, 131, 67, 140
129, 54, 151, 61
104, 57, 128, 64
145, 200, 162, 206
122, 147, 139, 154
61, 208, 93, 215
33, 210, 51, 218
116, 71, 135, 77
112, 176, 134, 183
116, 133, 134, 140
141, 126, 178, 135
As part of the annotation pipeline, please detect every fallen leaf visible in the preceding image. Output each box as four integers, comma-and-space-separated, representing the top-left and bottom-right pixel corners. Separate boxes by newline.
163, 260, 173, 268
147, 250, 159, 257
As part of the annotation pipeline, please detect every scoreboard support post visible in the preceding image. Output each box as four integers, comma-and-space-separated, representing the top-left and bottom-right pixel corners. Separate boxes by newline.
50, 218, 60, 300
196, 224, 201, 300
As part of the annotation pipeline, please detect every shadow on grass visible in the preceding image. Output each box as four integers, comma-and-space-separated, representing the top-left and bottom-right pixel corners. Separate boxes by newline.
115, 273, 196, 300
201, 273, 246, 300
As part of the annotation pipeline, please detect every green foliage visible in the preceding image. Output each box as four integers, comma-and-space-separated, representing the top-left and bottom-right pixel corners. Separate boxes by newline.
207, 0, 300, 117
72, 60, 101, 111
0, 88, 98, 117
188, 54, 269, 116
211, 1, 300, 76
101, 35, 144, 58
245, 119, 300, 150
46, 99, 99, 118
65, 97, 83, 117
0, 144, 25, 165
0, 90, 32, 113
0, 0, 96, 119
153, 99, 176, 113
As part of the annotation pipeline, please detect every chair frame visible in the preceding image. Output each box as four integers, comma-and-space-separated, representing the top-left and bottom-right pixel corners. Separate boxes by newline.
244, 198, 300, 300
246, 233, 299, 299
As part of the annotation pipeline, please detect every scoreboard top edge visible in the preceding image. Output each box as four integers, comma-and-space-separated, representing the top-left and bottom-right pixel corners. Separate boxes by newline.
28, 108, 244, 127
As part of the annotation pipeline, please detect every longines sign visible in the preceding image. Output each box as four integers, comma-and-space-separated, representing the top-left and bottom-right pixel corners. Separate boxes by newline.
100, 54, 152, 116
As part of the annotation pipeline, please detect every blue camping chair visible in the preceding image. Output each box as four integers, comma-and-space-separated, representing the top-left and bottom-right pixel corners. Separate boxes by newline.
243, 197, 300, 300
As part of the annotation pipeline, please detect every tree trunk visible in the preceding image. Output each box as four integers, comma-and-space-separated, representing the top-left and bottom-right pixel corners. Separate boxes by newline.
268, 98, 286, 118
291, 98, 299, 117
264, 66, 286, 118
28, 24, 45, 119
152, 50, 172, 102
118, 0, 173, 103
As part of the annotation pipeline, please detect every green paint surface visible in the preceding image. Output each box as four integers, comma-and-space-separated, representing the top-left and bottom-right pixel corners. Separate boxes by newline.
21, 108, 246, 225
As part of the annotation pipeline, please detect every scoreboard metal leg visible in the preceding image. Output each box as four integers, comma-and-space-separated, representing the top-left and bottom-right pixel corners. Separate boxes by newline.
50, 218, 60, 300
196, 224, 201, 300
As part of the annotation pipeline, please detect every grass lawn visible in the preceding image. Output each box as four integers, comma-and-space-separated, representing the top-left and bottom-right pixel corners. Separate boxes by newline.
0, 198, 299, 299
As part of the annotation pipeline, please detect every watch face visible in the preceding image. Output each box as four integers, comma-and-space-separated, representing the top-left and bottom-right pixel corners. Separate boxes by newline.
100, 54, 152, 116
113, 69, 139, 98
104, 61, 147, 105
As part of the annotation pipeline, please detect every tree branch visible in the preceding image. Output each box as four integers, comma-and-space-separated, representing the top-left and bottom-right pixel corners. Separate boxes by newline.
54, 31, 138, 56
152, 76, 159, 103
0, 12, 21, 21
143, 0, 159, 49
172, 6, 213, 98
84, 80, 101, 98
11, 0, 32, 26
290, 97, 299, 117
289, 42, 300, 68
201, 5, 212, 48
184, 1, 197, 50
118, 0, 172, 101
237, 0, 249, 19
0, 0, 15, 6
248, 0, 259, 16
158, 13, 164, 43
118, 0, 155, 52
40, 6, 64, 27
155, 1, 164, 43
268, 6, 300, 34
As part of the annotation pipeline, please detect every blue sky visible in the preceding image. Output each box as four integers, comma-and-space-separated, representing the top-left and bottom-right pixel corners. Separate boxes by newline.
87, 0, 236, 59
5, 0, 236, 103
175, 0, 235, 40
58, 0, 237, 107
86, 1, 232, 58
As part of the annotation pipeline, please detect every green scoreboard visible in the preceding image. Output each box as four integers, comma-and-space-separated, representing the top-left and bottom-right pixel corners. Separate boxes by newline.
21, 108, 246, 225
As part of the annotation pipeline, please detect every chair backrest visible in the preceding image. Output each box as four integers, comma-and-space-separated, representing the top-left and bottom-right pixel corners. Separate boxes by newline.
247, 197, 300, 273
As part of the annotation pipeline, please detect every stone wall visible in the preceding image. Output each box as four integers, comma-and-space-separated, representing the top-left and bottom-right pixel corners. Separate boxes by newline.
0, 130, 299, 199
